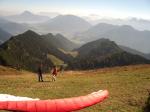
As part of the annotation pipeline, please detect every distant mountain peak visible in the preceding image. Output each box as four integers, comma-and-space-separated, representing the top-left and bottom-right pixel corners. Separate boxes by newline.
97, 23, 115, 26
120, 25, 134, 30
4, 11, 50, 24
52, 14, 91, 23
56, 14, 78, 18
60, 14, 80, 18
22, 30, 40, 36
45, 33, 54, 37
43, 14, 91, 36
21, 11, 33, 16
55, 33, 63, 37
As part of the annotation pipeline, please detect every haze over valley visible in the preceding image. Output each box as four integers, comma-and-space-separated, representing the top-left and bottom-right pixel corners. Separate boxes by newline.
0, 10, 150, 54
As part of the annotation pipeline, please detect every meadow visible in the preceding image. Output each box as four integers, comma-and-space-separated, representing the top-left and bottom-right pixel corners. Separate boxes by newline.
0, 64, 150, 112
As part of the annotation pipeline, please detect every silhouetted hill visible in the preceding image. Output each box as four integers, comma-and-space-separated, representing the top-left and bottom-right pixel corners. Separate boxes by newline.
69, 39, 149, 69
76, 38, 122, 57
0, 28, 12, 44
0, 30, 73, 71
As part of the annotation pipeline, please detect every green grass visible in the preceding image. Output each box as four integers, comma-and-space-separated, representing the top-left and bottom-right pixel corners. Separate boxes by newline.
0, 64, 150, 112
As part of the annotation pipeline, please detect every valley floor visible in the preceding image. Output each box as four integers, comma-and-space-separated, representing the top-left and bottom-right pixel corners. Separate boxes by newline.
0, 64, 150, 112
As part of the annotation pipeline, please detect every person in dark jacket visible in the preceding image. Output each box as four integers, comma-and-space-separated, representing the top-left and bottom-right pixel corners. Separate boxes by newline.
37, 64, 43, 82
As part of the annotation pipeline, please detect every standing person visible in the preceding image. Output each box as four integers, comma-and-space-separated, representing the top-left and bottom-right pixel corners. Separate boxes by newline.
37, 64, 43, 82
51, 66, 58, 82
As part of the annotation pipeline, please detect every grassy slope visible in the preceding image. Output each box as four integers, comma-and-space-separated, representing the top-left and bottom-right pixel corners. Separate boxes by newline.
47, 54, 64, 65
0, 64, 150, 112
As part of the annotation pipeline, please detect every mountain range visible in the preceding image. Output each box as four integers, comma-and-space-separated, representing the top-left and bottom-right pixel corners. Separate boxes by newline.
0, 17, 29, 35
34, 14, 91, 37
0, 30, 149, 71
89, 18, 150, 31
0, 28, 12, 44
4, 11, 50, 23
0, 11, 150, 59
75, 23, 150, 53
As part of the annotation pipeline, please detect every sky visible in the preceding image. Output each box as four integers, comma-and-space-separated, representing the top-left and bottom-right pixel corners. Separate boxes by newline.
0, 0, 150, 19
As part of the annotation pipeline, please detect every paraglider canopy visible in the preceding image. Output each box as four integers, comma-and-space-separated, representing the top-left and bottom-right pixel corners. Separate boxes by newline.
0, 90, 108, 112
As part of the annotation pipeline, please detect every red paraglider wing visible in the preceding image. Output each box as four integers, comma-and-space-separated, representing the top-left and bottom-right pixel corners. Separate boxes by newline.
0, 90, 109, 112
